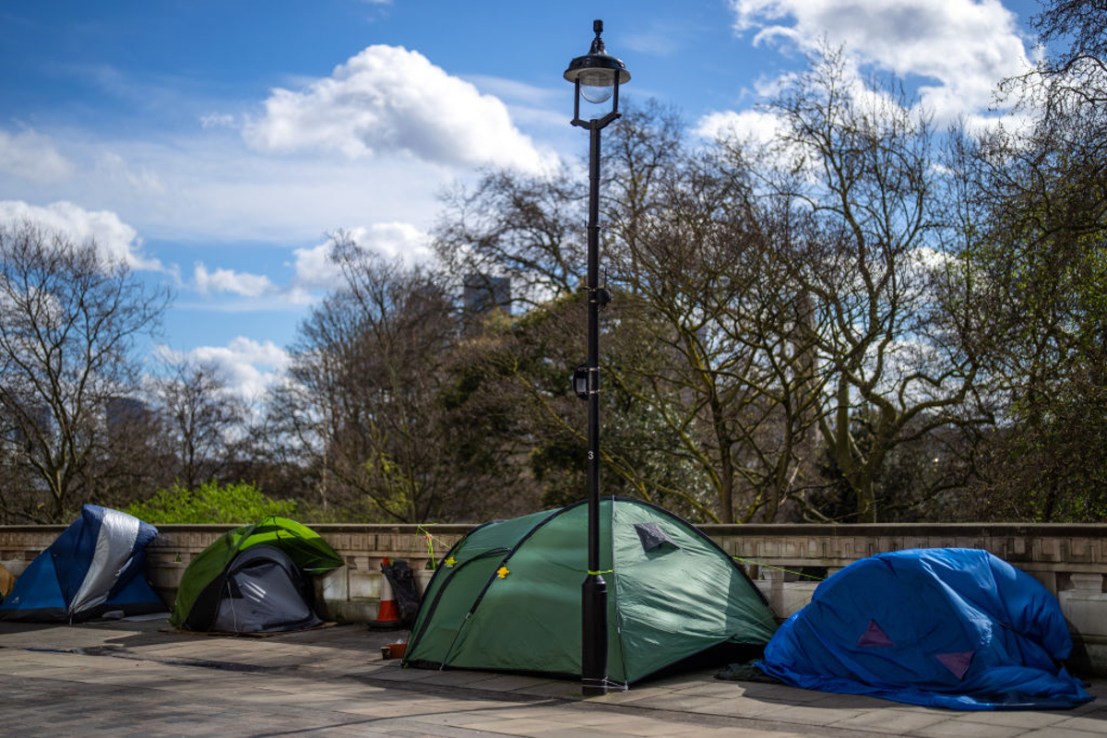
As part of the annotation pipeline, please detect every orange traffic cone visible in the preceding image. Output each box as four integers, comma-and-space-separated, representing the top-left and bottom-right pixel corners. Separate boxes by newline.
369, 557, 403, 630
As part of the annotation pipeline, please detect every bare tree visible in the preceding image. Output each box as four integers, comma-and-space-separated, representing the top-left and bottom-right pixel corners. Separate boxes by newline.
429, 68, 988, 524
432, 104, 823, 523
271, 235, 530, 522
603, 104, 822, 523
434, 170, 585, 308
958, 0, 1107, 521
751, 49, 987, 522
155, 359, 250, 490
1032, 0, 1107, 109
0, 221, 168, 522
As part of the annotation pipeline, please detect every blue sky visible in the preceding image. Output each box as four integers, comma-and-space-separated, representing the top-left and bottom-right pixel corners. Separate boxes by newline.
1, 0, 1042, 399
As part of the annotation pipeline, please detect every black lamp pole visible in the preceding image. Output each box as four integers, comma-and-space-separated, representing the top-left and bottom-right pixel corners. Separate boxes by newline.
564, 19, 629, 697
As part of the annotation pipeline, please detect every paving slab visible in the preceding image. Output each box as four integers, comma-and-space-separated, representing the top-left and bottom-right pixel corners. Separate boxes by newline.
1, 618, 1104, 738
826, 707, 952, 734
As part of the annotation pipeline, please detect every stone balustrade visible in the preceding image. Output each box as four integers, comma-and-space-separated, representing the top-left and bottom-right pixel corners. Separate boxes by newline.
2, 521, 1104, 673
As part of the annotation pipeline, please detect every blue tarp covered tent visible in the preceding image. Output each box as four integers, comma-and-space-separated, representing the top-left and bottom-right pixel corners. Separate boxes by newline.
757, 548, 1092, 710
0, 505, 165, 622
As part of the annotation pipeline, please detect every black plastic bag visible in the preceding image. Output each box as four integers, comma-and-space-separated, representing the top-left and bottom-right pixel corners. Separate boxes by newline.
381, 559, 420, 626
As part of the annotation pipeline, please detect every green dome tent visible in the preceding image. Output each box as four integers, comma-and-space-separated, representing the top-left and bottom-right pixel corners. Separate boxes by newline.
170, 516, 343, 632
403, 498, 777, 687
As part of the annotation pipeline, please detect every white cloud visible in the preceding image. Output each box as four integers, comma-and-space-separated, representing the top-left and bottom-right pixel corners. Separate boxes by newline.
200, 113, 237, 129
136, 141, 449, 244
243, 45, 557, 173
463, 76, 559, 109
291, 242, 342, 290
194, 263, 275, 297
347, 221, 432, 263
694, 109, 786, 147
0, 128, 74, 184
292, 222, 432, 290
728, 0, 1034, 122
0, 200, 162, 271
0, 114, 461, 251
462, 75, 567, 130
160, 337, 290, 403
0, 129, 453, 247
94, 150, 166, 195
184, 221, 432, 309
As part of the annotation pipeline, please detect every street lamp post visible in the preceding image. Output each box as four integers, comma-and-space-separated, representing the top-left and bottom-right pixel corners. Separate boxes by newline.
564, 19, 630, 697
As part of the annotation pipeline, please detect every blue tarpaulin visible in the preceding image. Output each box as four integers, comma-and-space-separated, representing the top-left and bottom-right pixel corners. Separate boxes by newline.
757, 548, 1092, 710
0, 505, 164, 622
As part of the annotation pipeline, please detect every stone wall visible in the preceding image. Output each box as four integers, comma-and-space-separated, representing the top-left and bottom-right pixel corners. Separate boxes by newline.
0, 522, 473, 623
2, 521, 1104, 673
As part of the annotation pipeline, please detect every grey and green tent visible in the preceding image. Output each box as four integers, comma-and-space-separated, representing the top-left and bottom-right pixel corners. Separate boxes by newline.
170, 516, 343, 633
403, 498, 777, 686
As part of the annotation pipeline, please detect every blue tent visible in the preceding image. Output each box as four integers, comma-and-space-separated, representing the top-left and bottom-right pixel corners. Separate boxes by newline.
757, 548, 1092, 710
0, 505, 165, 622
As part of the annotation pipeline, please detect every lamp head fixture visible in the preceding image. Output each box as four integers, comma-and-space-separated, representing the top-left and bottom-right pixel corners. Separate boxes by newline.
564, 19, 630, 107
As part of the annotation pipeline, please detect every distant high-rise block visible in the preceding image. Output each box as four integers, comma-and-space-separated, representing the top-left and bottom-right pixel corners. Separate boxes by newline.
463, 274, 511, 315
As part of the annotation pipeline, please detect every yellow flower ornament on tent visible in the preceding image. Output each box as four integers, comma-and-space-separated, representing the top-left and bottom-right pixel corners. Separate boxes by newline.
496, 566, 510, 579
445, 556, 457, 567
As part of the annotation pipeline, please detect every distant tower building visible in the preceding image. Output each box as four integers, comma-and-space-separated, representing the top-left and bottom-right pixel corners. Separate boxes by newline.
106, 397, 148, 429
463, 273, 511, 315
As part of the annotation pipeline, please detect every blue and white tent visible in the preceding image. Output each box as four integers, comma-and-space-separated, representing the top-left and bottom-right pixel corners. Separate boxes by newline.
757, 548, 1093, 710
0, 505, 165, 622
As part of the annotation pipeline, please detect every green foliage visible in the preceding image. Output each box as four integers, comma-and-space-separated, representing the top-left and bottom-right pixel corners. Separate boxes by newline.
124, 481, 297, 524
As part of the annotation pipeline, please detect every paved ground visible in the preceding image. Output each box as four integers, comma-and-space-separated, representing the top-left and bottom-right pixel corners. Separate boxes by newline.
1, 618, 1105, 738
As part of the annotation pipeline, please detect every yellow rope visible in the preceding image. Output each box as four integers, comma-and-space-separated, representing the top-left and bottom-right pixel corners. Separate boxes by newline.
732, 556, 825, 581
417, 524, 455, 568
